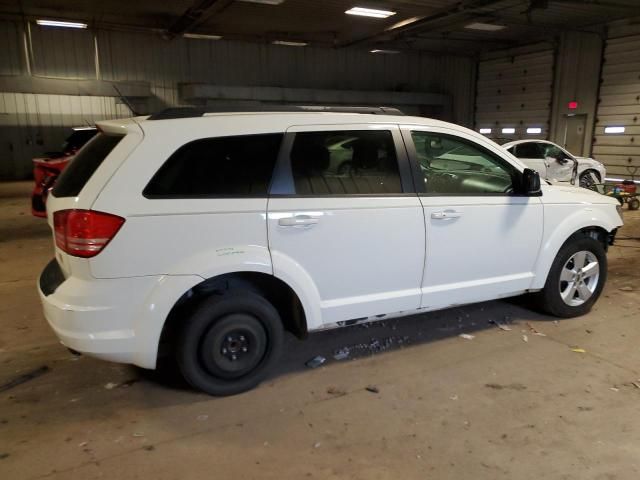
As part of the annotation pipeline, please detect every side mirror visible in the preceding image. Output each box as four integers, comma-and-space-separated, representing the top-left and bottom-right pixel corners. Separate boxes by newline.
522, 168, 541, 196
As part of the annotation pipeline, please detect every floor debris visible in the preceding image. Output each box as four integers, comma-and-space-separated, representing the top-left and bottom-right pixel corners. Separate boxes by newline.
449, 394, 458, 401
490, 320, 512, 331
305, 356, 326, 368
485, 383, 527, 391
619, 286, 634, 291
333, 348, 350, 361
571, 348, 587, 353
459, 333, 475, 340
526, 322, 546, 336
0, 365, 49, 393
196, 415, 209, 421
327, 386, 346, 396
522, 334, 528, 343
104, 382, 119, 390
365, 385, 380, 394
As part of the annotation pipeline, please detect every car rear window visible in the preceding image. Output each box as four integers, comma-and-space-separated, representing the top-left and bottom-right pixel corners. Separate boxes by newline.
52, 133, 123, 197
143, 133, 283, 197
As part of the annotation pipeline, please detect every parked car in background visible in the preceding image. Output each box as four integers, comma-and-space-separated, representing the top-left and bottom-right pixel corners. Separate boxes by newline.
503, 139, 606, 189
39, 107, 622, 396
31, 127, 97, 217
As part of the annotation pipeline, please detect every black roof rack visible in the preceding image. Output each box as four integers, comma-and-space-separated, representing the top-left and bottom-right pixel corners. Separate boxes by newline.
147, 105, 405, 120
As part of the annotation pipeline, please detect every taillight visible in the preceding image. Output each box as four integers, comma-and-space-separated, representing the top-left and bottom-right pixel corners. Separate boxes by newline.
54, 209, 124, 258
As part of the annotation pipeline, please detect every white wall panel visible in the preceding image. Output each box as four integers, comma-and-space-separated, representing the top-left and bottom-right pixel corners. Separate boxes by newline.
0, 20, 475, 179
594, 32, 640, 180
475, 47, 554, 143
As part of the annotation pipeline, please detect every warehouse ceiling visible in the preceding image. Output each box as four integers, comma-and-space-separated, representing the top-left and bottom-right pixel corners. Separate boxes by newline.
1, 0, 638, 54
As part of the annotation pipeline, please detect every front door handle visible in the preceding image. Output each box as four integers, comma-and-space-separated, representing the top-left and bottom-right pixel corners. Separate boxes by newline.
431, 210, 462, 220
278, 215, 319, 228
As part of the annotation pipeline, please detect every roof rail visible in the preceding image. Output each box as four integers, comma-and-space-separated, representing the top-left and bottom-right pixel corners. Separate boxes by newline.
147, 105, 405, 120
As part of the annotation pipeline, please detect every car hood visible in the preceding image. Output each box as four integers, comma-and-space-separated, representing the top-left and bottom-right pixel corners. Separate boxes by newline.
541, 182, 617, 205
574, 156, 604, 168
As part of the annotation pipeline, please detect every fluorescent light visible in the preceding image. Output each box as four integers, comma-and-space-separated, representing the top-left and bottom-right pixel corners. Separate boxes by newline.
502, 128, 515, 134
237, 0, 285, 4
346, 7, 396, 19
370, 49, 400, 54
479, 128, 492, 134
388, 16, 422, 30
72, 126, 96, 131
604, 126, 625, 134
606, 177, 640, 184
465, 22, 506, 31
36, 19, 87, 29
527, 127, 542, 134
273, 40, 308, 46
184, 33, 222, 40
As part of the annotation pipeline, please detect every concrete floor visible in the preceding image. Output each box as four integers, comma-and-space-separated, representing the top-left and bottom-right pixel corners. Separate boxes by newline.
1, 180, 639, 480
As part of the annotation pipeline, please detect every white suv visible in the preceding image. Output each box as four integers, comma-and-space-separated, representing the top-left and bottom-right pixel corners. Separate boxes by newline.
38, 107, 623, 395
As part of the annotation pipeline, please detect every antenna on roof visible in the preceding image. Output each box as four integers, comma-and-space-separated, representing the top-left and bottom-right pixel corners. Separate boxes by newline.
113, 85, 141, 117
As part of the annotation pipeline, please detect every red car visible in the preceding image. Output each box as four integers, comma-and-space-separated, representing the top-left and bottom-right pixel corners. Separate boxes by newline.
32, 127, 97, 217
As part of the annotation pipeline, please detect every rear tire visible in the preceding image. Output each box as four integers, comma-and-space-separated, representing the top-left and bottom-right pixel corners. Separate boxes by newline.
536, 236, 607, 318
628, 198, 639, 211
177, 291, 284, 396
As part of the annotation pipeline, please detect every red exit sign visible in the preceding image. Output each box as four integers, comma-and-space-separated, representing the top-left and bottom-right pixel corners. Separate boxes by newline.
568, 101, 578, 109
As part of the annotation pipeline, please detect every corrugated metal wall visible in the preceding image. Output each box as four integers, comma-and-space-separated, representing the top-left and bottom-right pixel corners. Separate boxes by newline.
0, 19, 476, 179
475, 47, 555, 143
594, 29, 640, 181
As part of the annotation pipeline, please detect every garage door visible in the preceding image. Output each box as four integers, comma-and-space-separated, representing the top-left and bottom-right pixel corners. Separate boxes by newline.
475, 49, 555, 143
594, 34, 640, 181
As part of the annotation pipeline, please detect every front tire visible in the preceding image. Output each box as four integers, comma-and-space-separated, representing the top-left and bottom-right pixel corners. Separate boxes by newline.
579, 170, 600, 190
177, 291, 284, 396
537, 236, 607, 317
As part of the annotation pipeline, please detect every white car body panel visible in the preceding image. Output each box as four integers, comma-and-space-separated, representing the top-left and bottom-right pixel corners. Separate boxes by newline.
503, 139, 606, 184
39, 112, 623, 370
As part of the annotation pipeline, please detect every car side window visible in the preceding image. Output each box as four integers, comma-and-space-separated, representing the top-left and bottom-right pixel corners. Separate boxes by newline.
514, 142, 545, 159
543, 144, 568, 160
290, 130, 402, 195
144, 133, 283, 197
411, 131, 515, 195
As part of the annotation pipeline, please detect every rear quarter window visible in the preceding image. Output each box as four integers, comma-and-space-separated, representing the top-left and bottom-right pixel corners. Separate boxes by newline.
52, 133, 123, 197
143, 133, 283, 197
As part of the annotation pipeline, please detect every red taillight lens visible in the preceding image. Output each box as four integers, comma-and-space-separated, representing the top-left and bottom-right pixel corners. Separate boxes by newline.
54, 209, 125, 258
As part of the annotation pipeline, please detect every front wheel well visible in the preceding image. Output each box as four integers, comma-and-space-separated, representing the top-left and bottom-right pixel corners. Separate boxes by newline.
565, 226, 610, 251
158, 272, 308, 361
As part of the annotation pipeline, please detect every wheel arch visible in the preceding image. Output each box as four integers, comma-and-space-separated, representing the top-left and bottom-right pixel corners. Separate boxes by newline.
532, 223, 611, 290
157, 272, 310, 364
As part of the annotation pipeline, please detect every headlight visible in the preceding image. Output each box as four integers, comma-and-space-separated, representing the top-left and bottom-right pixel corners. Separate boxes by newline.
616, 204, 623, 219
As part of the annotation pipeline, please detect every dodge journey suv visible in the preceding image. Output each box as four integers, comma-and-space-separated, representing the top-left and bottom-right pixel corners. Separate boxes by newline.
38, 106, 623, 395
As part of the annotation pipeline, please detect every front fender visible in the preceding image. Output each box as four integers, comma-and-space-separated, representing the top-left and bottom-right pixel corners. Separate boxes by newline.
531, 206, 622, 289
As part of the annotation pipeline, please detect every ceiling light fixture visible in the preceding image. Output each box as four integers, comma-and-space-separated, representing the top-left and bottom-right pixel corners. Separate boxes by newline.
465, 22, 506, 31
388, 16, 423, 30
346, 7, 396, 19
604, 126, 625, 134
527, 127, 542, 134
184, 33, 223, 40
36, 19, 87, 29
370, 49, 400, 54
273, 40, 308, 46
479, 128, 492, 134
502, 127, 515, 134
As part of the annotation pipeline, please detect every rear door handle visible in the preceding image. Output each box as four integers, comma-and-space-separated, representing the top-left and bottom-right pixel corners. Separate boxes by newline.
278, 215, 319, 228
431, 210, 462, 220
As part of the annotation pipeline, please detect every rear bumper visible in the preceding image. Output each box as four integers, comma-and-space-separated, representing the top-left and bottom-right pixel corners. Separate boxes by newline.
38, 260, 156, 367
38, 260, 201, 369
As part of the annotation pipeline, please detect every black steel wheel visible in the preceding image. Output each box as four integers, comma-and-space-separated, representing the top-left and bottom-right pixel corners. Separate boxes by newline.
177, 291, 284, 396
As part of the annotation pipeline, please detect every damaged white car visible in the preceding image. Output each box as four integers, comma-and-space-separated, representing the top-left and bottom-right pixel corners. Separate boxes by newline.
503, 139, 606, 189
